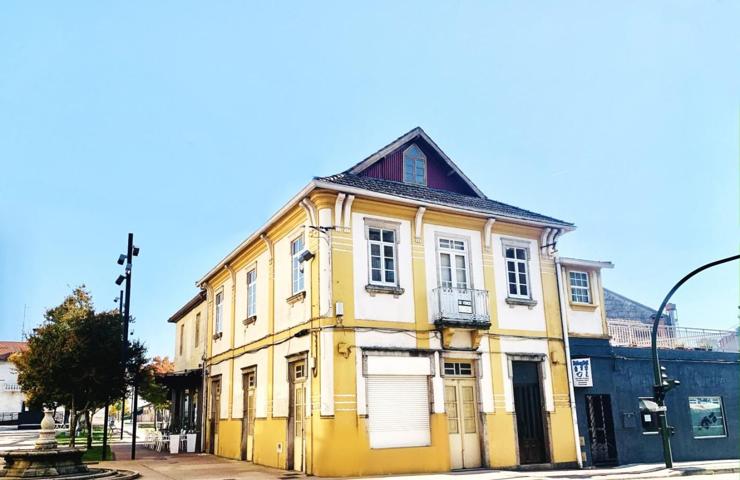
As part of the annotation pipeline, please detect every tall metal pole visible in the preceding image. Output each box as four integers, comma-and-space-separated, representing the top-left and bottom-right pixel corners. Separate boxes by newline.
131, 383, 139, 460
119, 291, 125, 440
651, 254, 740, 468
102, 404, 109, 460
123, 233, 138, 460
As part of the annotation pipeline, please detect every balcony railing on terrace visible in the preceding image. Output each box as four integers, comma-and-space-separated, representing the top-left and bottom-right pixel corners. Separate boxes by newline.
432, 287, 490, 325
608, 319, 739, 353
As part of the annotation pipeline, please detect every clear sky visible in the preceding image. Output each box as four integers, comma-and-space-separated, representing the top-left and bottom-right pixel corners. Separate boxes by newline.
1, 2, 738, 359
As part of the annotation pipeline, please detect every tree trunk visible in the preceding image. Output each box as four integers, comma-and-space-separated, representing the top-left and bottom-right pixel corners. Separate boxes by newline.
68, 402, 76, 447
86, 410, 93, 449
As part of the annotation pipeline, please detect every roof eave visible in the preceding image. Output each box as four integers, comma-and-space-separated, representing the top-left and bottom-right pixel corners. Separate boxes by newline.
196, 181, 317, 287
314, 179, 575, 232
558, 257, 614, 269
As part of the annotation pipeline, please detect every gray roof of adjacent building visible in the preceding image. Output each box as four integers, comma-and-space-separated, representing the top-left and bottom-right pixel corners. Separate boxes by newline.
604, 288, 666, 325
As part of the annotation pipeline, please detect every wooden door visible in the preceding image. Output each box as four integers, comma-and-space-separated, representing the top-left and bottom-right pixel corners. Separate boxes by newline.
208, 378, 221, 454
445, 376, 481, 469
512, 361, 548, 465
240, 370, 256, 461
287, 360, 307, 471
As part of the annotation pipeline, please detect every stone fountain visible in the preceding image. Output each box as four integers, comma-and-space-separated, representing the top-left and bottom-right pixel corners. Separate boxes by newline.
0, 410, 138, 479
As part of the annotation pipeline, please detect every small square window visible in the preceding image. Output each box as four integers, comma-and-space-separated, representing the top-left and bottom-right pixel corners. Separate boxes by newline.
569, 271, 591, 303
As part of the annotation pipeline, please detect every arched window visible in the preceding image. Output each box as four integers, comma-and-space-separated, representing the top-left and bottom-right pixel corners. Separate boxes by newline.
403, 144, 426, 185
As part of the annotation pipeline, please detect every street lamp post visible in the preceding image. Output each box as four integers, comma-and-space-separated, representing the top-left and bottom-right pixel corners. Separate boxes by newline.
117, 291, 125, 440
115, 233, 140, 460
650, 254, 740, 468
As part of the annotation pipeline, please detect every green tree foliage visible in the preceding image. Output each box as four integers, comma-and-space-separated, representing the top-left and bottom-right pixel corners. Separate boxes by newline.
12, 286, 149, 447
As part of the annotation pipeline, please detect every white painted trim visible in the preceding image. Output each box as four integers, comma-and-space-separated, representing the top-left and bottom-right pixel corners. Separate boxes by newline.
484, 218, 495, 250
334, 193, 346, 228
559, 257, 615, 269
414, 207, 426, 241
342, 194, 355, 230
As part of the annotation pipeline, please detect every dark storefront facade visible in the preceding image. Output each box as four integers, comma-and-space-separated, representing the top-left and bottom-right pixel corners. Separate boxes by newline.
571, 337, 740, 466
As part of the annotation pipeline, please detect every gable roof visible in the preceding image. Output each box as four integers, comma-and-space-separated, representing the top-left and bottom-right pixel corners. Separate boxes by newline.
0, 341, 27, 361
345, 127, 487, 199
315, 173, 573, 227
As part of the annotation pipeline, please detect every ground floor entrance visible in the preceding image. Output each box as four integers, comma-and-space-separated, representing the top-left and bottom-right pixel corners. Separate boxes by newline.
585, 394, 618, 466
241, 368, 256, 462
444, 360, 482, 469
512, 361, 549, 465
287, 358, 307, 472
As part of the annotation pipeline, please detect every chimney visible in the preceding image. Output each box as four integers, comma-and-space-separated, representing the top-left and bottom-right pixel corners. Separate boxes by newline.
665, 303, 678, 326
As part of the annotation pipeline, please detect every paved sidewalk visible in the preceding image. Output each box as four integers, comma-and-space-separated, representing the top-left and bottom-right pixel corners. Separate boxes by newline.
93, 454, 740, 480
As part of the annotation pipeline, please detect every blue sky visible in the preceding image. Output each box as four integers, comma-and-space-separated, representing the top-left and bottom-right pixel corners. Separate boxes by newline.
1, 2, 738, 358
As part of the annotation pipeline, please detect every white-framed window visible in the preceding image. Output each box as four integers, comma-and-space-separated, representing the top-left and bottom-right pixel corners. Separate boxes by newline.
569, 271, 591, 303
291, 235, 305, 294
403, 144, 426, 186
246, 268, 257, 318
504, 245, 530, 298
438, 237, 469, 289
367, 225, 398, 286
443, 361, 473, 376
689, 396, 727, 438
214, 291, 224, 335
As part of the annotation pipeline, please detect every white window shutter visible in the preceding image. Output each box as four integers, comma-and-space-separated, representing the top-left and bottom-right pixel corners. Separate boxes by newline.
367, 375, 430, 449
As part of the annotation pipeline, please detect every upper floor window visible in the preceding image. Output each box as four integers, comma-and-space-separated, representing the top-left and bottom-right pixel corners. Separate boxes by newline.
215, 291, 224, 336
438, 238, 468, 289
367, 225, 398, 286
246, 268, 257, 318
569, 271, 591, 303
195, 312, 201, 347
179, 324, 185, 356
505, 246, 530, 298
403, 144, 426, 186
291, 236, 305, 294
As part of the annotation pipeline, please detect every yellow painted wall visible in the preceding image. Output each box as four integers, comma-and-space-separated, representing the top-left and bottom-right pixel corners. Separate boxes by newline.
198, 188, 579, 475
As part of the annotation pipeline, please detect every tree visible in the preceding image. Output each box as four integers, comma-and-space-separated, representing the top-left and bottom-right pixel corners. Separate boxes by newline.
12, 287, 136, 447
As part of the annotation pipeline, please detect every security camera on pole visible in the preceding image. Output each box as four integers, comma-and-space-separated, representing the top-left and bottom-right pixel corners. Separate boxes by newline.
115, 233, 140, 460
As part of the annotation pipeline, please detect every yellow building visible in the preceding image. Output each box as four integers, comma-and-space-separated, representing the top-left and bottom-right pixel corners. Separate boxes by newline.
187, 128, 586, 475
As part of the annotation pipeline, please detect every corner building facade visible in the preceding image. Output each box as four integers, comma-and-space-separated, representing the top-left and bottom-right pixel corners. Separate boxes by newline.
195, 128, 582, 475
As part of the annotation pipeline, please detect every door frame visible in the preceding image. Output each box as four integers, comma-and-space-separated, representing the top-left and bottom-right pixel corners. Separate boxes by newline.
240, 366, 257, 461
207, 376, 222, 455
510, 358, 551, 465
286, 353, 308, 472
442, 357, 484, 470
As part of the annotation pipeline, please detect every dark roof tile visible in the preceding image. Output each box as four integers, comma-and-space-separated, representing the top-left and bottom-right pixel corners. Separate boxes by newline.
316, 173, 573, 227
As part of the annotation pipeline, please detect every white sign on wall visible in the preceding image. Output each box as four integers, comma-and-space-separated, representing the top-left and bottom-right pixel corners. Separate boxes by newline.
571, 358, 593, 387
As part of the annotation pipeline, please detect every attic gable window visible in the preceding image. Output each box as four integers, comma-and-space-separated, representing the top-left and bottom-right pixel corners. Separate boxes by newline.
403, 144, 426, 186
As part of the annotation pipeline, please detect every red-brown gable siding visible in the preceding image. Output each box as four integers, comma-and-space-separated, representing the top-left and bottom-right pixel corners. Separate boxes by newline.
359, 140, 478, 196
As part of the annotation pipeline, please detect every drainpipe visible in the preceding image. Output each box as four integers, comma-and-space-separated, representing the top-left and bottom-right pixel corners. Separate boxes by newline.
555, 255, 583, 468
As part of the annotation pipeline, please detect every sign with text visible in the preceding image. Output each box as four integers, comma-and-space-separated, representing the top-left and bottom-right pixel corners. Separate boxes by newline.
571, 358, 593, 387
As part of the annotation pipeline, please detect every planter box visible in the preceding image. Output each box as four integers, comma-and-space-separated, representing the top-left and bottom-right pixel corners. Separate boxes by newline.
169, 434, 180, 454
186, 434, 197, 453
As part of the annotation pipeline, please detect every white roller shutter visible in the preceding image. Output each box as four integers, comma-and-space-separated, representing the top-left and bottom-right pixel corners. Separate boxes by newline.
367, 375, 431, 449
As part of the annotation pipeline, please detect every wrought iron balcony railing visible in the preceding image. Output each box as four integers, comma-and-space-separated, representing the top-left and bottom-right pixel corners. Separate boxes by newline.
608, 319, 739, 353
432, 287, 490, 326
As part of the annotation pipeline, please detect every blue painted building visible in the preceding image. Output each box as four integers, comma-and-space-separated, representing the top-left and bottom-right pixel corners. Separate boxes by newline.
570, 337, 740, 466
554, 259, 739, 467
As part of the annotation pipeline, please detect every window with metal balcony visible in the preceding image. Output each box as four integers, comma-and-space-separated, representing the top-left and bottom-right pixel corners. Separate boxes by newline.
432, 237, 489, 326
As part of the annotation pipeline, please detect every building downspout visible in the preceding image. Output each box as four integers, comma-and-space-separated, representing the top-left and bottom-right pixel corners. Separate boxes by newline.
555, 255, 583, 468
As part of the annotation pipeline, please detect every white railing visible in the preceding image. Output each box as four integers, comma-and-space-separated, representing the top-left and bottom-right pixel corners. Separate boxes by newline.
432, 287, 490, 324
608, 319, 739, 353
2, 383, 21, 392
